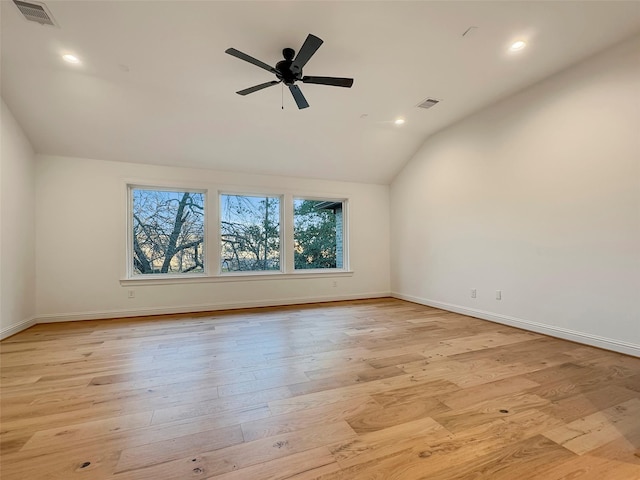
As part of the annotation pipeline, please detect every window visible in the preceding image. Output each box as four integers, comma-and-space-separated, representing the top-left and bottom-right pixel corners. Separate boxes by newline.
125, 185, 349, 283
130, 187, 205, 275
220, 194, 281, 272
294, 199, 345, 270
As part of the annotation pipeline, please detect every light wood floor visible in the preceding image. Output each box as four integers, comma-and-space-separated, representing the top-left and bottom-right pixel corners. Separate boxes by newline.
1, 298, 639, 479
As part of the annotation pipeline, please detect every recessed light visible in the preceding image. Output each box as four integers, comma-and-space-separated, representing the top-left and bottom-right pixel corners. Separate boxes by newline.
509, 40, 527, 52
394, 118, 405, 125
62, 54, 81, 64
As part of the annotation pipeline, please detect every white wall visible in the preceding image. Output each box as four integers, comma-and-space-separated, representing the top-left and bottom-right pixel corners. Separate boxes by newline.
1, 98, 36, 338
390, 35, 640, 356
35, 155, 390, 321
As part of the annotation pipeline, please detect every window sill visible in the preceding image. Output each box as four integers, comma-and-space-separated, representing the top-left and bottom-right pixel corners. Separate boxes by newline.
120, 270, 354, 286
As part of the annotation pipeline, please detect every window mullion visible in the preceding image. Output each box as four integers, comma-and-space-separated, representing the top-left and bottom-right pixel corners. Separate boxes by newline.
209, 190, 220, 275
283, 194, 294, 273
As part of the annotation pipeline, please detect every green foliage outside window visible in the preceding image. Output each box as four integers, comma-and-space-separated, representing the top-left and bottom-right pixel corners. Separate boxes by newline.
294, 199, 341, 269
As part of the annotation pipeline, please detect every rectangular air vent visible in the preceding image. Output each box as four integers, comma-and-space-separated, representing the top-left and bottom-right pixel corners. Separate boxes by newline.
417, 98, 440, 109
13, 0, 57, 26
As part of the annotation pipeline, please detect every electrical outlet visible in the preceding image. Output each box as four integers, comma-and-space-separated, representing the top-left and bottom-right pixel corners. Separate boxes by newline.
332, 281, 338, 288
471, 289, 476, 298
496, 290, 502, 300
128, 290, 135, 299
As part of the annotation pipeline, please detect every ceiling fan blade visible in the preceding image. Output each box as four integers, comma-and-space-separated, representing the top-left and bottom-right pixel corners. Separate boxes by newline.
236, 80, 281, 96
225, 48, 277, 74
288, 84, 309, 109
301, 76, 354, 88
291, 34, 323, 73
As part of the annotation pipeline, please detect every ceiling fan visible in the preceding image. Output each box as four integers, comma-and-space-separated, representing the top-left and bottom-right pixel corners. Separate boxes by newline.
225, 34, 354, 109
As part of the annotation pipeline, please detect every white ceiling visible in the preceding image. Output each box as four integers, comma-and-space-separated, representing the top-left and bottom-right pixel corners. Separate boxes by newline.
2, 1, 640, 184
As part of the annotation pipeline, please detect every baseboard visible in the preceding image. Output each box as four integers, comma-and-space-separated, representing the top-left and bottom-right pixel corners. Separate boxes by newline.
392, 292, 640, 358
34, 292, 392, 324
1, 317, 36, 340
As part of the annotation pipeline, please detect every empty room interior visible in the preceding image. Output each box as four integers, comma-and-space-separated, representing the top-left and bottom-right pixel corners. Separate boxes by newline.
1, 1, 640, 479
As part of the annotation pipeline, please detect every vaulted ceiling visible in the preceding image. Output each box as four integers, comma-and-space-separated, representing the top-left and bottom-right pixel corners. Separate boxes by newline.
2, 1, 640, 184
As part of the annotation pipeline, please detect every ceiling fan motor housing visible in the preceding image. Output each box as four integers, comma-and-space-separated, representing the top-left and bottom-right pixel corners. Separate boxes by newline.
276, 48, 301, 85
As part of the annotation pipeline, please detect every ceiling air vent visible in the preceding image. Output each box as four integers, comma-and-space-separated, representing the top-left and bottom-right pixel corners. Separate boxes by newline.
13, 0, 57, 26
417, 98, 440, 110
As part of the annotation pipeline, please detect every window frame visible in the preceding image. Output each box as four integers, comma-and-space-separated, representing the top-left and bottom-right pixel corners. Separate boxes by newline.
218, 191, 285, 275
292, 196, 349, 273
126, 183, 209, 279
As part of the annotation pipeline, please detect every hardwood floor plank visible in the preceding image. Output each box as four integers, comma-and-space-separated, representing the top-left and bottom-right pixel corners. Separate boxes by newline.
113, 421, 356, 480
532, 425, 640, 480
543, 398, 640, 455
268, 373, 446, 416
414, 435, 576, 480
241, 397, 379, 443
365, 353, 427, 369
538, 385, 639, 424
346, 395, 450, 434
206, 446, 339, 480
315, 432, 572, 480
432, 391, 550, 434
150, 387, 290, 425
536, 455, 640, 480
19, 411, 153, 452
3, 404, 271, 462
115, 424, 244, 472
437, 376, 540, 410
329, 416, 451, 469
371, 378, 461, 408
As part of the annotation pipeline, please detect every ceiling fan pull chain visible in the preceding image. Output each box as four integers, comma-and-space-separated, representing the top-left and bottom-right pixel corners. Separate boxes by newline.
282, 83, 284, 110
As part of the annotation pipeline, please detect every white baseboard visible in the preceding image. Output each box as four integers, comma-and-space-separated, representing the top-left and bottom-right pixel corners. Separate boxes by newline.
1, 317, 36, 340
34, 292, 392, 324
392, 292, 640, 358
